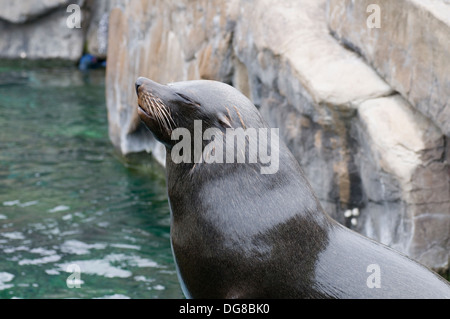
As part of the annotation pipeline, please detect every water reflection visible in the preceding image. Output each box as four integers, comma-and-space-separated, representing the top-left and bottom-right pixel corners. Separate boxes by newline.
0, 63, 183, 299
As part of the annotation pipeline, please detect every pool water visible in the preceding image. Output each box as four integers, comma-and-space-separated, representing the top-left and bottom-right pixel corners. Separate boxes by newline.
0, 62, 183, 299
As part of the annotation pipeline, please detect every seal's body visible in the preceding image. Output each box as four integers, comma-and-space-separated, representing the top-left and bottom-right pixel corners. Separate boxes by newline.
135, 77, 450, 298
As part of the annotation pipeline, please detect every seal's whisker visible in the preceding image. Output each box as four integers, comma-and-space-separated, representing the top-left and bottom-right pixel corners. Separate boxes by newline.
232, 105, 246, 129
153, 98, 175, 131
148, 97, 165, 130
142, 96, 151, 115
189, 162, 198, 175
152, 99, 170, 131
144, 95, 154, 113
145, 96, 158, 123
225, 106, 233, 124
162, 106, 176, 127
153, 105, 166, 130
157, 103, 174, 130
141, 92, 175, 132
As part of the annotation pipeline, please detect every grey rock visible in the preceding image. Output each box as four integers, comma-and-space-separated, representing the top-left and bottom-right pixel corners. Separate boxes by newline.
327, 0, 450, 136
0, 7, 86, 61
0, 0, 88, 61
85, 0, 125, 58
355, 95, 450, 272
0, 0, 118, 61
0, 0, 71, 23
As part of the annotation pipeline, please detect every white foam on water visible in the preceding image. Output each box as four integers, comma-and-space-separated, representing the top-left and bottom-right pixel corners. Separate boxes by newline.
60, 240, 107, 255
19, 201, 39, 207
56, 253, 163, 280
48, 205, 70, 213
3, 246, 29, 254
62, 214, 72, 221
58, 259, 132, 278
59, 230, 80, 237
30, 223, 46, 231
30, 248, 57, 256
3, 200, 20, 207
106, 253, 160, 268
134, 276, 155, 283
110, 243, 141, 250
0, 272, 14, 291
2, 200, 39, 208
132, 257, 159, 268
96, 222, 109, 228
1, 232, 25, 240
18, 254, 61, 266
46, 227, 61, 235
153, 285, 165, 291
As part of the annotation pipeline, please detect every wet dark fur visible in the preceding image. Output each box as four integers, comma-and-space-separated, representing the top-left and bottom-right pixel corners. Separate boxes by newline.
135, 77, 450, 299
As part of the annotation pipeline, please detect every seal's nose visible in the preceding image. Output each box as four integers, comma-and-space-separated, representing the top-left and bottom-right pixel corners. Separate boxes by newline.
135, 82, 140, 95
135, 77, 145, 95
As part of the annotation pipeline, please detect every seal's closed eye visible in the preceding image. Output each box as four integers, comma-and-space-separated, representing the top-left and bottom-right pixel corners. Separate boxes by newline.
175, 92, 201, 107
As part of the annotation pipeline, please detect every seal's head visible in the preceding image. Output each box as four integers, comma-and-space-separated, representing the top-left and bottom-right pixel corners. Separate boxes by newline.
135, 77, 266, 148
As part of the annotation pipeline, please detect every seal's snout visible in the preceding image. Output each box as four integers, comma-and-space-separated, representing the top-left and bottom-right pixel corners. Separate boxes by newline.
135, 77, 145, 96
135, 77, 176, 144
135, 82, 141, 95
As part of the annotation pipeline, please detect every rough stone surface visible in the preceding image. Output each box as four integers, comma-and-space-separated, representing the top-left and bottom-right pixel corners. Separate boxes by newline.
0, 0, 116, 61
354, 95, 450, 271
0, 0, 87, 61
327, 0, 450, 137
105, 0, 449, 272
85, 0, 124, 58
0, 0, 70, 23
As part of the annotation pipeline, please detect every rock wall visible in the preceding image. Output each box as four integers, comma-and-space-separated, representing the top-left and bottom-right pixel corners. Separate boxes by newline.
327, 0, 450, 137
0, 0, 116, 61
105, 0, 449, 273
0, 0, 85, 61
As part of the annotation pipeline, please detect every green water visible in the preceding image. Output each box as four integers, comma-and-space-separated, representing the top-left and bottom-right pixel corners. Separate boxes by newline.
0, 62, 183, 299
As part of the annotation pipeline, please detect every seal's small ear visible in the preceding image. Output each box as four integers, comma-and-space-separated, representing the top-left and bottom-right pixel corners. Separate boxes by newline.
218, 113, 232, 128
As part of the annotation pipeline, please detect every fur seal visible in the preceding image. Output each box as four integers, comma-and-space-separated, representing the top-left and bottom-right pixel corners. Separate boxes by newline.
135, 77, 450, 299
